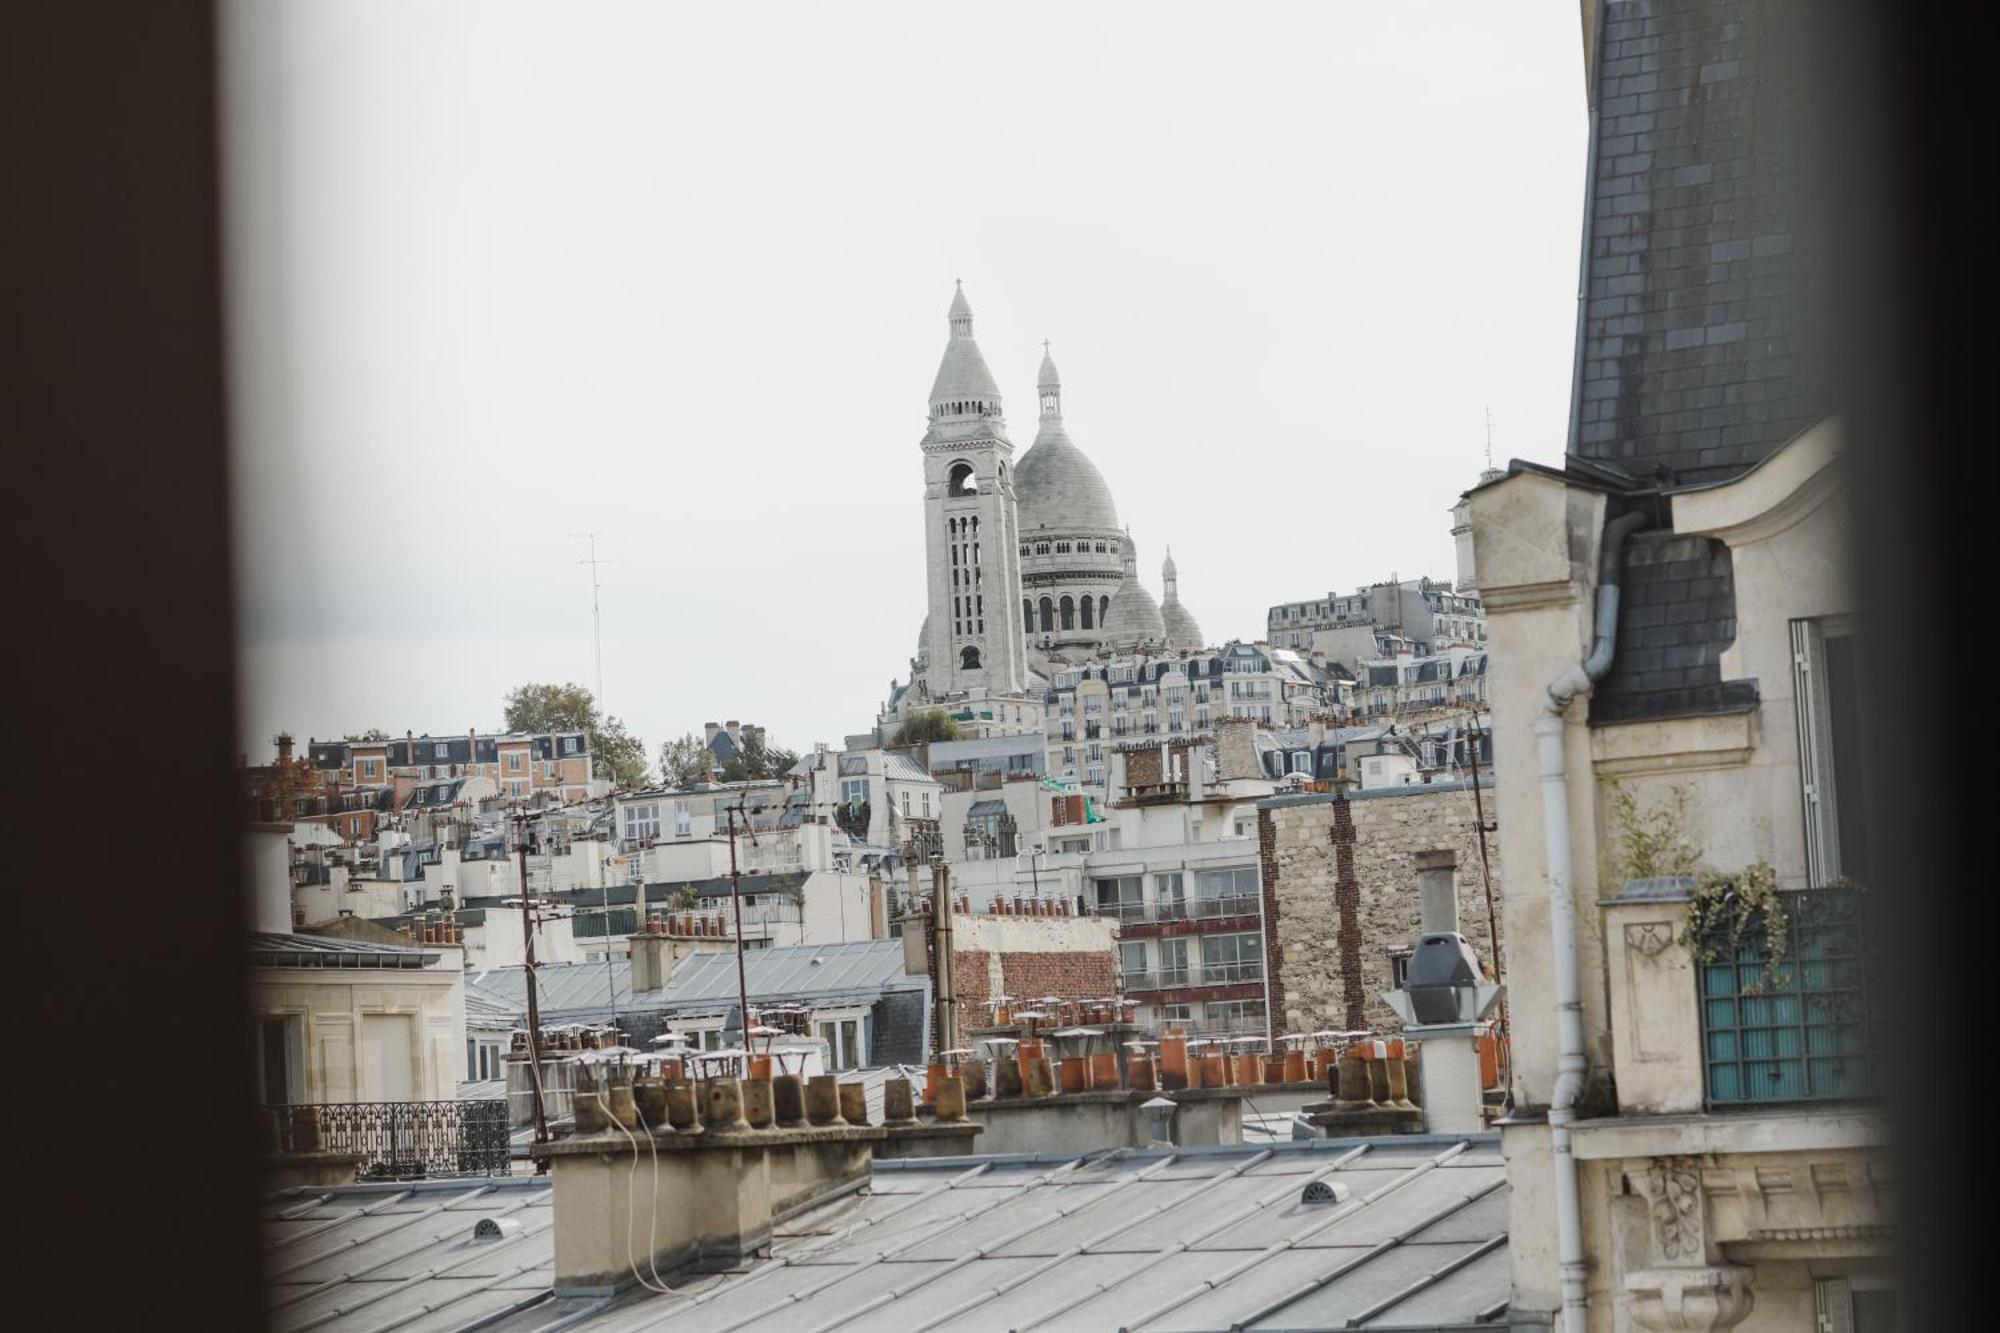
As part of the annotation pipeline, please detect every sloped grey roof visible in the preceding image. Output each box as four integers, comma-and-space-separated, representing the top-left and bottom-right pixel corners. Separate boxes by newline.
965, 799, 1008, 819
467, 960, 630, 1021
880, 751, 934, 784
248, 932, 438, 970
258, 1134, 1508, 1333
658, 939, 921, 1009
1015, 422, 1121, 534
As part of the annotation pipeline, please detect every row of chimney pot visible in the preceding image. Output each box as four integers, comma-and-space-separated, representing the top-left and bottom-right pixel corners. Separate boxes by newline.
931, 1033, 1420, 1102
640, 913, 736, 937
555, 1042, 1421, 1140
568, 1067, 967, 1135
511, 1026, 623, 1053
401, 921, 462, 945
986, 896, 1078, 917
987, 997, 1137, 1027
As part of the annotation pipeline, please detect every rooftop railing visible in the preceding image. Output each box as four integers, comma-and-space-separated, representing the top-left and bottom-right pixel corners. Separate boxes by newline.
267, 1099, 511, 1179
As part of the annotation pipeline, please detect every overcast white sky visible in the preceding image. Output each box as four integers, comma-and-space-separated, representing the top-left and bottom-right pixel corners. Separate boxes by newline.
223, 1, 1586, 763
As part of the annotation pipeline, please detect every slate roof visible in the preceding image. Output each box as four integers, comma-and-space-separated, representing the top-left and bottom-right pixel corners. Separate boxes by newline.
656, 939, 922, 1010
469, 941, 921, 1027
260, 1134, 1510, 1333
467, 960, 630, 1021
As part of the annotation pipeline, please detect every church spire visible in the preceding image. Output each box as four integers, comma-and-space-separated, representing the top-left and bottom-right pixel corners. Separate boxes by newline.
928, 281, 1002, 420
1038, 340, 1062, 419
948, 279, 973, 337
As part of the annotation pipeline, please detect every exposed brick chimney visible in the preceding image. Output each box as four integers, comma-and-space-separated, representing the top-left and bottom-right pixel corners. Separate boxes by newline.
275, 732, 294, 766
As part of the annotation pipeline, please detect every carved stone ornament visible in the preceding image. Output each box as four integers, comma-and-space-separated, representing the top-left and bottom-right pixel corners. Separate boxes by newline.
1646, 1155, 1706, 1262
1626, 921, 1676, 958
1625, 1266, 1756, 1332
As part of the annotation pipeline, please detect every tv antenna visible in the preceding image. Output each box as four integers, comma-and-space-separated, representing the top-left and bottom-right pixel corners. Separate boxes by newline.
570, 532, 611, 709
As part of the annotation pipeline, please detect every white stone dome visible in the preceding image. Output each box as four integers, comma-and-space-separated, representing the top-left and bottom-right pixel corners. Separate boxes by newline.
1161, 596, 1204, 651
1101, 541, 1166, 649
1015, 425, 1120, 534
1015, 346, 1121, 536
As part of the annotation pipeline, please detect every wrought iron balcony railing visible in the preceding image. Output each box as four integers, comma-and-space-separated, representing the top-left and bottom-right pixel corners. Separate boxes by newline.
267, 1099, 511, 1179
1698, 884, 1882, 1107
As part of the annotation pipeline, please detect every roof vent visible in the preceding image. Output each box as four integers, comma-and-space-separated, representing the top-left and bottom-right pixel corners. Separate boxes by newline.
1300, 1179, 1347, 1206
472, 1217, 523, 1242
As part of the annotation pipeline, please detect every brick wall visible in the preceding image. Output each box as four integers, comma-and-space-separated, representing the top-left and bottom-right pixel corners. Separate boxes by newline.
946, 913, 1121, 1049
1125, 747, 1163, 788
1259, 783, 1503, 1035
947, 947, 1117, 1049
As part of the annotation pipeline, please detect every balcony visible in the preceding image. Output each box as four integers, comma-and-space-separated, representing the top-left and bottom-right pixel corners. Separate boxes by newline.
1121, 961, 1263, 992
1114, 894, 1260, 925
265, 1099, 511, 1179
1607, 880, 1882, 1115
1697, 885, 1881, 1107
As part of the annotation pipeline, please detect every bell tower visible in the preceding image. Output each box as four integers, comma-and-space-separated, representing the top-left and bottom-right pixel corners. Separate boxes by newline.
920, 283, 1028, 696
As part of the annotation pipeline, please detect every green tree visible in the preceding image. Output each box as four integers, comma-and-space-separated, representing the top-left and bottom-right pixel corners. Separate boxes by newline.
720, 731, 800, 782
344, 728, 391, 742
657, 733, 715, 788
502, 681, 649, 789
890, 708, 961, 746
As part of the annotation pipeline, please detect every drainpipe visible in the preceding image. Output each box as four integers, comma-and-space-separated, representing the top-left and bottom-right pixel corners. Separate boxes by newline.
1535, 507, 1644, 1332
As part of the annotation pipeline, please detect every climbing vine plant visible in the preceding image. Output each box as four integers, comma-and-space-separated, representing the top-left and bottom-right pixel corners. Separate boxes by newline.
1599, 779, 1790, 992
1682, 861, 1789, 992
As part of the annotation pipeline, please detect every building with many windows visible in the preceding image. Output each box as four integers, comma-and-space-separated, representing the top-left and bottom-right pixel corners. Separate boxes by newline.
1267, 575, 1487, 662
298, 727, 596, 817
1039, 641, 1347, 793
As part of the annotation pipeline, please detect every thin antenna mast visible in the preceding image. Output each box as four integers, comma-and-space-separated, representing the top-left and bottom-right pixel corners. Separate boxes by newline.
571, 532, 611, 709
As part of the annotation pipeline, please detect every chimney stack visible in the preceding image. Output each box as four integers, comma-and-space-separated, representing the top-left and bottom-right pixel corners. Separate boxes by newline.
1415, 849, 1459, 936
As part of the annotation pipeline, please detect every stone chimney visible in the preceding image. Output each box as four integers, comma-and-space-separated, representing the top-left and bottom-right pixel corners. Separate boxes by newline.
275, 732, 295, 766
1214, 717, 1261, 782
629, 929, 676, 992
542, 1071, 972, 1292
1415, 849, 1459, 936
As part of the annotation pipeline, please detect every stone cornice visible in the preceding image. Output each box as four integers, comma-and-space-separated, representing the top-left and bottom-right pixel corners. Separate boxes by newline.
1476, 577, 1586, 614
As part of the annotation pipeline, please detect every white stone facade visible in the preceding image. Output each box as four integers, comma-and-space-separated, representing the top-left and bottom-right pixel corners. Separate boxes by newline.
1469, 419, 1888, 1330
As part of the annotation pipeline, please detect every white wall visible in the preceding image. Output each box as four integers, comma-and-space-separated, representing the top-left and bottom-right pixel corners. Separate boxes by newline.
246, 827, 294, 933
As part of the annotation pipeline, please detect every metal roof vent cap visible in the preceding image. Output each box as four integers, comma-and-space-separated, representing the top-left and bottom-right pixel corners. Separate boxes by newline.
472, 1217, 523, 1242
1300, 1179, 1349, 1206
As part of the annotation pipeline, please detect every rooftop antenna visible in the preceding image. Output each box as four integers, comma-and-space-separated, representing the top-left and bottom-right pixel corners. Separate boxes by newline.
570, 532, 611, 711
1484, 406, 1495, 473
